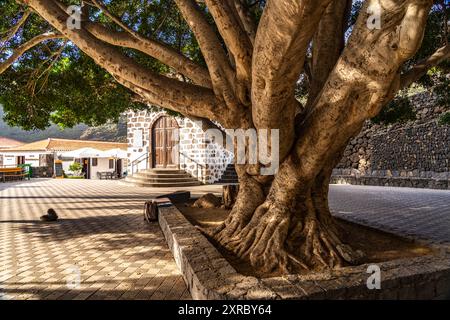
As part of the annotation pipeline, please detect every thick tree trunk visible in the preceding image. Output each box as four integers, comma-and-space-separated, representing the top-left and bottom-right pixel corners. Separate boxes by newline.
209, 155, 364, 275
222, 184, 240, 209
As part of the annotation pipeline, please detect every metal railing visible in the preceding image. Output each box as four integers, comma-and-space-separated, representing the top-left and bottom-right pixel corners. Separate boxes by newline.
130, 153, 149, 175
130, 150, 206, 182
178, 151, 206, 182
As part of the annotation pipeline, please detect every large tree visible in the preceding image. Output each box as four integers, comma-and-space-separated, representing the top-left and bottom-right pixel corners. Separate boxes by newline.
1, 0, 449, 274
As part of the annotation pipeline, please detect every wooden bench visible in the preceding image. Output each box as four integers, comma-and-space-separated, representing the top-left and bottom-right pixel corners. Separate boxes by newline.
0, 168, 27, 183
2, 173, 27, 182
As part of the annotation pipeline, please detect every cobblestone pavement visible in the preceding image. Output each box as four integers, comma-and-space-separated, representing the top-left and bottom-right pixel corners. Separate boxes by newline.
329, 185, 450, 245
1, 180, 449, 300
0, 179, 219, 300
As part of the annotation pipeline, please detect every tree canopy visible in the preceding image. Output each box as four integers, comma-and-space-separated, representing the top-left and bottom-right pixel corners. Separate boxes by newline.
0, 1, 447, 130
0, 0, 213, 129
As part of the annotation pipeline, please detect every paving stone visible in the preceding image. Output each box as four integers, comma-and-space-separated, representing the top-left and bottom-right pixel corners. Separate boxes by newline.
0, 179, 191, 300
330, 185, 450, 245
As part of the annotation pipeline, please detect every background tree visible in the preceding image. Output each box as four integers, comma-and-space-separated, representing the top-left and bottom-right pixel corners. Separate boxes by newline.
0, 0, 449, 274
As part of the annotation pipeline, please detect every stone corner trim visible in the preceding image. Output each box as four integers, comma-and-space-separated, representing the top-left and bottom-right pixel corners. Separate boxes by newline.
158, 203, 450, 300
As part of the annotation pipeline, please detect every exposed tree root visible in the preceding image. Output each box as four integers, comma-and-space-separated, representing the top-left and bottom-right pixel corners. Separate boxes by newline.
208, 181, 364, 275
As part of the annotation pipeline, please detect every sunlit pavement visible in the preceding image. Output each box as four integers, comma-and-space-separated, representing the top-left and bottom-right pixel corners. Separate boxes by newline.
1, 179, 449, 300
330, 184, 450, 245
0, 179, 199, 300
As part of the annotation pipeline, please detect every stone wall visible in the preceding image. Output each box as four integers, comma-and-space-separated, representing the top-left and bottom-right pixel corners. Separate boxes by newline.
177, 117, 233, 184
126, 110, 233, 183
336, 90, 450, 187
31, 166, 53, 178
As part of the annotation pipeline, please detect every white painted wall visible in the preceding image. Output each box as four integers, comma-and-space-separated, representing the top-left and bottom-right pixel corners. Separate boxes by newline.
1, 154, 16, 166
0, 151, 49, 167
0, 151, 127, 180
62, 157, 126, 179
90, 158, 114, 179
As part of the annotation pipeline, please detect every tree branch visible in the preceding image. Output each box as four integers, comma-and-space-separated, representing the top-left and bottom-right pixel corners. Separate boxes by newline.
0, 32, 62, 75
84, 22, 212, 88
232, 0, 257, 45
204, 0, 253, 102
174, 0, 238, 105
89, 0, 139, 39
0, 9, 33, 45
26, 0, 227, 123
307, 0, 352, 107
400, 44, 450, 89
251, 0, 333, 159
72, 0, 212, 88
292, 0, 433, 184
111, 73, 228, 123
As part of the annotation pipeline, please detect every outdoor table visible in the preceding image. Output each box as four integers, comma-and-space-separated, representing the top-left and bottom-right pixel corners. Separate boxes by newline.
97, 172, 117, 180
0, 167, 25, 182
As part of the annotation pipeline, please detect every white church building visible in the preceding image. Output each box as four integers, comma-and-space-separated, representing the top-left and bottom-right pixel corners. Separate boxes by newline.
125, 110, 237, 186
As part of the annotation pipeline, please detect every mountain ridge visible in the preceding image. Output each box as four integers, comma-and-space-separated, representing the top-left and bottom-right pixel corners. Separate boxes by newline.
0, 106, 127, 143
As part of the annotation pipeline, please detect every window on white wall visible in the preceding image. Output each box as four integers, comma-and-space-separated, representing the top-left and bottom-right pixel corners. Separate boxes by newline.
133, 129, 143, 148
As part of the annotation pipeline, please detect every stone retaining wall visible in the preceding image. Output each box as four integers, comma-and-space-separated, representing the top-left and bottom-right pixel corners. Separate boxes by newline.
337, 91, 449, 185
158, 201, 450, 300
31, 166, 53, 178
331, 171, 450, 190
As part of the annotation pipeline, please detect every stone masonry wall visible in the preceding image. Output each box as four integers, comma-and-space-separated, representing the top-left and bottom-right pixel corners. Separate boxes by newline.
336, 91, 450, 183
127, 110, 233, 183
177, 117, 233, 184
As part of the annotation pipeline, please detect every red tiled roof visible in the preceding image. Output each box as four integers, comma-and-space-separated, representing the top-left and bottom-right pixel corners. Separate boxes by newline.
0, 138, 127, 152
0, 137, 24, 149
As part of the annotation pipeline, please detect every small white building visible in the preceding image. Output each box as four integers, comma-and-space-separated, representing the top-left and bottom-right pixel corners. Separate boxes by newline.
0, 138, 128, 179
0, 137, 25, 167
127, 110, 234, 184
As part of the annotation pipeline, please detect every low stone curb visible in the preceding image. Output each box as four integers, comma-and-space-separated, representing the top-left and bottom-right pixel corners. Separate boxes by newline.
331, 175, 450, 190
158, 202, 450, 300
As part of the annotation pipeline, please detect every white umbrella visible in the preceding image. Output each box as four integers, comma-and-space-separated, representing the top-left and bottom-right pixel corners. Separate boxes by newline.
99, 148, 127, 159
61, 147, 104, 158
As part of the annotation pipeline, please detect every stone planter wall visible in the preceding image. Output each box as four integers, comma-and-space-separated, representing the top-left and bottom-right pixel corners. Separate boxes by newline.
158, 201, 450, 300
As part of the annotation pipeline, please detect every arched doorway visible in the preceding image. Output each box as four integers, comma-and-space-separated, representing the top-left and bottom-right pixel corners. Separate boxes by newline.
151, 116, 178, 168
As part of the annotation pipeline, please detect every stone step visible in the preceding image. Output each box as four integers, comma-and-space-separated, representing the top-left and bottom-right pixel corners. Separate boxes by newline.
139, 169, 187, 174
223, 169, 237, 173
132, 173, 192, 179
220, 176, 238, 181
119, 180, 202, 188
219, 179, 238, 183
222, 172, 238, 177
125, 176, 198, 184
124, 168, 201, 188
217, 163, 239, 183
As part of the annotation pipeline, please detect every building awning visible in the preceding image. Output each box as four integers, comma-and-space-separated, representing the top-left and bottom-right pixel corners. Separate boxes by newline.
60, 148, 104, 158
99, 148, 128, 159
61, 147, 128, 159
0, 138, 127, 153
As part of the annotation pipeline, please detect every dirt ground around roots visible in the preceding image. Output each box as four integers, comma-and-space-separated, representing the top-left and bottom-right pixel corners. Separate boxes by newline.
175, 200, 434, 278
